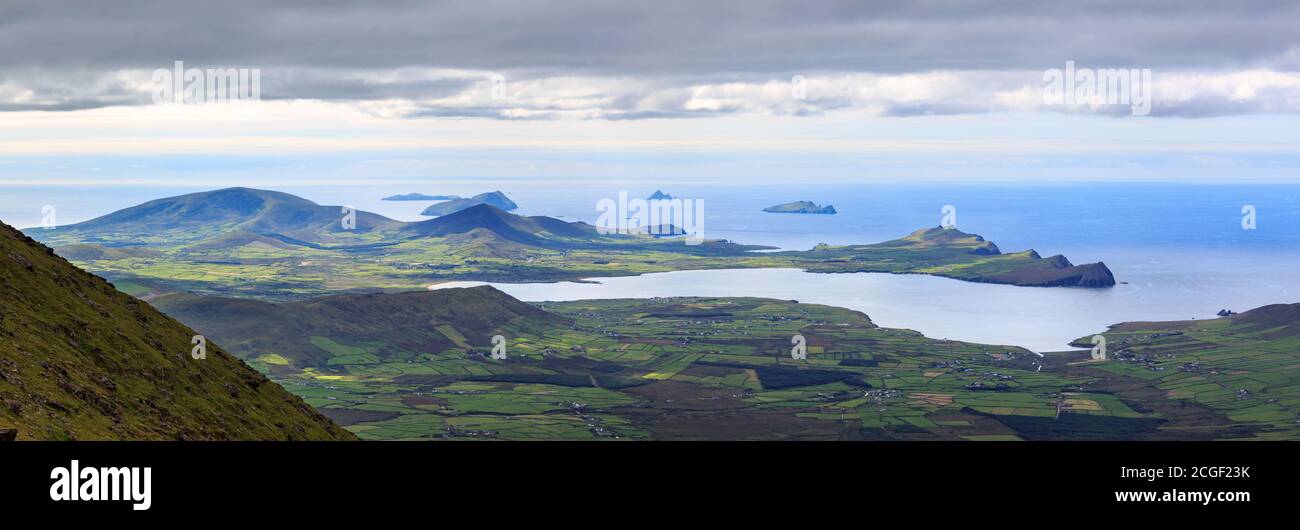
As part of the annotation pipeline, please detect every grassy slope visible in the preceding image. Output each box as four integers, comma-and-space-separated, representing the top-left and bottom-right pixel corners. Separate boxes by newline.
158, 288, 1186, 441
151, 286, 573, 369
1069, 304, 1300, 440
148, 283, 1297, 440
792, 227, 1114, 287
0, 221, 355, 440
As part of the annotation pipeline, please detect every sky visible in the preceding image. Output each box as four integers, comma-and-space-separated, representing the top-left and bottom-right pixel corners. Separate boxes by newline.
1, 0, 1299, 186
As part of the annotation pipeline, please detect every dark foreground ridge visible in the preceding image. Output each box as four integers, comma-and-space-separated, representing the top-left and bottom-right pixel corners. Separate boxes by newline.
0, 220, 354, 440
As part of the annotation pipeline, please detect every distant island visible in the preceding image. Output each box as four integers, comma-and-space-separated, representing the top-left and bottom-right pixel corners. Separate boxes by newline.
763, 200, 837, 214
420, 191, 519, 216
648, 190, 673, 200
27, 187, 1116, 301
383, 193, 460, 201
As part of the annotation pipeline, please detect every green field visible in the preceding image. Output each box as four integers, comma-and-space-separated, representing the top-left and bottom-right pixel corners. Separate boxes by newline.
1064, 304, 1300, 440
195, 294, 1230, 441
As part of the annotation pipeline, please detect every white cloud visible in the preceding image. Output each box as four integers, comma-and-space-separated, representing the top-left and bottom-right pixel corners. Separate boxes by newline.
8, 67, 1300, 120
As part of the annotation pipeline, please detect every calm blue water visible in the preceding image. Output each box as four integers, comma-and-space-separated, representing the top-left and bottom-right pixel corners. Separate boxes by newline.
429, 268, 1166, 352
3, 181, 1297, 350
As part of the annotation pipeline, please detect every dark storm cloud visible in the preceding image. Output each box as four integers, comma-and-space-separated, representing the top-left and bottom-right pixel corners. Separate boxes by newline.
255, 71, 477, 101
2, 0, 1297, 74
1, 0, 1298, 116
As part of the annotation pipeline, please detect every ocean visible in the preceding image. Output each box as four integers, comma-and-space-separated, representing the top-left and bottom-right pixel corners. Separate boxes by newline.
3, 180, 1298, 350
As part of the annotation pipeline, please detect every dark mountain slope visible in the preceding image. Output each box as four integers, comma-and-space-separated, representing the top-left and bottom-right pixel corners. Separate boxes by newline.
1231, 303, 1300, 326
985, 255, 1115, 288
1089, 303, 1300, 338
34, 187, 400, 247
151, 286, 573, 368
401, 204, 597, 246
420, 190, 519, 216
0, 221, 354, 440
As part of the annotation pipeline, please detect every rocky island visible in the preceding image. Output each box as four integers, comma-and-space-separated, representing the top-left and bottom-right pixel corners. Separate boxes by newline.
764, 200, 837, 214
420, 191, 519, 216
383, 193, 460, 201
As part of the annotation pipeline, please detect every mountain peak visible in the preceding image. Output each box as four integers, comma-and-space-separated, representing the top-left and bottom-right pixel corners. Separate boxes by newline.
420, 191, 519, 217
31, 187, 400, 248
402, 203, 588, 245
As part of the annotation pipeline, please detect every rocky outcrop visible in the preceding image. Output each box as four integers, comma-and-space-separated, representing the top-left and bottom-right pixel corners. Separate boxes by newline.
763, 201, 837, 214
991, 259, 1116, 287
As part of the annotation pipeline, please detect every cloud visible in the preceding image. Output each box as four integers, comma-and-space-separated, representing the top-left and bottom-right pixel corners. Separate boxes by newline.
5, 1, 1300, 72
4, 66, 1300, 120
1, 1, 1300, 118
